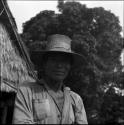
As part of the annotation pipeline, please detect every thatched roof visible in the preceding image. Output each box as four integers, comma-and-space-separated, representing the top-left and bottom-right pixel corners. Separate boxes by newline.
0, 0, 37, 92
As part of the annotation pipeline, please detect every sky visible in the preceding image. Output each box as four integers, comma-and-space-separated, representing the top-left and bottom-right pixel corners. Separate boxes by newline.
7, 0, 124, 36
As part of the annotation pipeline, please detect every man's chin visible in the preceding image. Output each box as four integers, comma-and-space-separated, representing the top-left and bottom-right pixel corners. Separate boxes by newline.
52, 76, 65, 82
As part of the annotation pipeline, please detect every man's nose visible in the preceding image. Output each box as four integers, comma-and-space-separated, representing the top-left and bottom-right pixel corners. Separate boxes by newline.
56, 62, 64, 68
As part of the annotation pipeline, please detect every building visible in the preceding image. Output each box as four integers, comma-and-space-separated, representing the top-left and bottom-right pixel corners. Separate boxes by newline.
0, 0, 36, 123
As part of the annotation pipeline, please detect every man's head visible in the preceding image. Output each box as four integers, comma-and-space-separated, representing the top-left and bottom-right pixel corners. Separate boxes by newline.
43, 52, 73, 82
31, 34, 87, 79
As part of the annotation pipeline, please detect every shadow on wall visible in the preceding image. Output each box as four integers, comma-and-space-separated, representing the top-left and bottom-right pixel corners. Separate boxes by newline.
0, 91, 16, 124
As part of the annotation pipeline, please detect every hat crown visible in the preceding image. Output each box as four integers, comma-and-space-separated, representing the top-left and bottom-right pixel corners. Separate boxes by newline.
30, 34, 86, 68
46, 34, 72, 52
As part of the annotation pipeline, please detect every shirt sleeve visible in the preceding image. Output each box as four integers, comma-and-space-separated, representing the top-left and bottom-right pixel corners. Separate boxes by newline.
71, 92, 88, 124
75, 96, 88, 124
12, 85, 34, 124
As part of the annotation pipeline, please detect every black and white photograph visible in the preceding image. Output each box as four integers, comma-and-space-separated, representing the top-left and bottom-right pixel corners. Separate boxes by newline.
0, 0, 124, 124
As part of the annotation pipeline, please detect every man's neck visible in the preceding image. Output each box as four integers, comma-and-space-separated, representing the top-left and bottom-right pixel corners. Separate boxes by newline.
44, 77, 63, 92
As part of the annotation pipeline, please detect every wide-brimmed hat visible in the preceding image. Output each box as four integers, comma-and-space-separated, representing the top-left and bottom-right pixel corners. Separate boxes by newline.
30, 34, 87, 68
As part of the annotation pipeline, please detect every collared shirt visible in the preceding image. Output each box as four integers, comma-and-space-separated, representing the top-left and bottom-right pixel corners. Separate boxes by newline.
12, 80, 88, 124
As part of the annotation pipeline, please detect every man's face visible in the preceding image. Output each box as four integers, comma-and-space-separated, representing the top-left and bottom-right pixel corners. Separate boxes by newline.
44, 53, 72, 82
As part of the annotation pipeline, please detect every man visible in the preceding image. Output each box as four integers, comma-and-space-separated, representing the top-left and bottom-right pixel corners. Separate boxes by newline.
12, 34, 88, 124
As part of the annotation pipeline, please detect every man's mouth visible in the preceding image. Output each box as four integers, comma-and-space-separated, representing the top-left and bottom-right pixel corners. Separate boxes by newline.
53, 70, 65, 75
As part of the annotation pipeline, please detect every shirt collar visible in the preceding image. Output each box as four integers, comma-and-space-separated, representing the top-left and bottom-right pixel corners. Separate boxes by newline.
38, 79, 71, 92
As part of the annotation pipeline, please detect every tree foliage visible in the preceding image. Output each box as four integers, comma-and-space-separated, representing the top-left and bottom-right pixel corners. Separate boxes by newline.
21, 1, 124, 124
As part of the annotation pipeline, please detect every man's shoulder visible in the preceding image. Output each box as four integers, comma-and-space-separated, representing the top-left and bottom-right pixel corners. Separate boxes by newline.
64, 86, 81, 99
18, 80, 44, 89
70, 90, 81, 97
70, 90, 82, 102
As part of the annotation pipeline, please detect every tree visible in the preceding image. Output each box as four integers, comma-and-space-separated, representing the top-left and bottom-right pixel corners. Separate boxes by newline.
22, 10, 59, 48
21, 1, 123, 124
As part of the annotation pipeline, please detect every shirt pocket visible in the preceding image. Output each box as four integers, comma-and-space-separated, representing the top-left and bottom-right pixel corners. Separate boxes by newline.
32, 99, 51, 122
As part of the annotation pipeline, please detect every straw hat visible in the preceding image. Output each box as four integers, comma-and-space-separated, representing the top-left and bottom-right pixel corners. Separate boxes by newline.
30, 34, 87, 68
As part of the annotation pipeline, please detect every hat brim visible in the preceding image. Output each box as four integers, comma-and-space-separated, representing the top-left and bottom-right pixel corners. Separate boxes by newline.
30, 50, 87, 69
